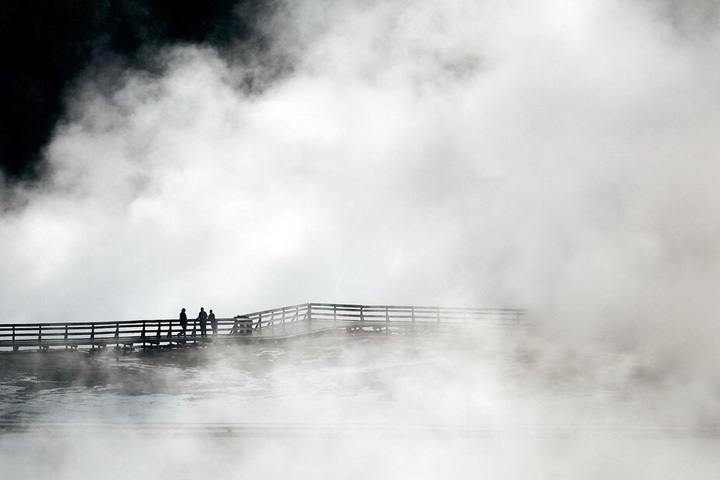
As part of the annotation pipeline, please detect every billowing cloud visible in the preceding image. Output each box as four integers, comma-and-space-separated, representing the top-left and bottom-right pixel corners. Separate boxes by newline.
1, 0, 720, 385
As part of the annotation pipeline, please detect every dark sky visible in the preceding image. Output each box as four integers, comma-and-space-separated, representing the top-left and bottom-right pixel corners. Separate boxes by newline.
0, 0, 267, 181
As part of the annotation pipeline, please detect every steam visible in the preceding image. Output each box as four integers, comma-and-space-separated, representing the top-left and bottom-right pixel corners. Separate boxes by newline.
1, 0, 720, 431
2, 331, 719, 479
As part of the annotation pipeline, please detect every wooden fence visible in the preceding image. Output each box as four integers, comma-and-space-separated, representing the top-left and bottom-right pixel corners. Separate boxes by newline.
0, 303, 526, 352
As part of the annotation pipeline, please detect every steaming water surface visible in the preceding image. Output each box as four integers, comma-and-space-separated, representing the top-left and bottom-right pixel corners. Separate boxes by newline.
1, 328, 719, 479
0, 329, 510, 424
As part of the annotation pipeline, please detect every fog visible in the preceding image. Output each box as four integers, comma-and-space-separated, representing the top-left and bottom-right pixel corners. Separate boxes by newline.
1, 0, 720, 476
2, 328, 719, 478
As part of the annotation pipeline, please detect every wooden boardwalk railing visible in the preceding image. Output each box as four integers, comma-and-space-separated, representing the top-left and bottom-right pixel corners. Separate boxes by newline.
0, 303, 526, 352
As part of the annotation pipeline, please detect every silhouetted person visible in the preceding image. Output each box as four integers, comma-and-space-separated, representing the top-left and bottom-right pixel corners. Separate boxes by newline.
197, 307, 208, 338
209, 309, 217, 336
179, 308, 188, 336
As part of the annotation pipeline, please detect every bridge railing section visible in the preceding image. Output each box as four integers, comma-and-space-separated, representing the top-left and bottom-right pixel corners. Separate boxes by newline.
0, 303, 525, 351
306, 303, 525, 327
0, 317, 244, 351
239, 303, 311, 332
0, 304, 314, 351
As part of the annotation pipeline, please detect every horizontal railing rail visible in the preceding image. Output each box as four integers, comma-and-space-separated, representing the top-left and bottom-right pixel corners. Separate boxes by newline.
0, 317, 240, 349
0, 303, 525, 352
306, 303, 525, 327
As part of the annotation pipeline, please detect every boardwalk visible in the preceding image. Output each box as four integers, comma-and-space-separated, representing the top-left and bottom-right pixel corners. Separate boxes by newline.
0, 303, 526, 353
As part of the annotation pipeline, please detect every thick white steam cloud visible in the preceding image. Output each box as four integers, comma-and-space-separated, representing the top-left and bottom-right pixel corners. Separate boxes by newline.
1, 0, 720, 394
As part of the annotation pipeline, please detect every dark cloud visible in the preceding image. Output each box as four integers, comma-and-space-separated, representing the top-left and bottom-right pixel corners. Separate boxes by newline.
0, 0, 271, 181
644, 0, 720, 38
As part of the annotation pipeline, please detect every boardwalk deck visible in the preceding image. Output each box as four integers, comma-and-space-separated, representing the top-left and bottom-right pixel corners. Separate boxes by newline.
0, 303, 527, 353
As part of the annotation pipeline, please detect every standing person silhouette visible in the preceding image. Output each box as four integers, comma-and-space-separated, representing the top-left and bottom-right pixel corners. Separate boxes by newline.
179, 308, 188, 337
197, 307, 208, 338
209, 309, 217, 336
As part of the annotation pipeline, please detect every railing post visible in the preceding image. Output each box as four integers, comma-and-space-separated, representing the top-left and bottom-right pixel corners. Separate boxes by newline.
333, 305, 337, 328
436, 307, 440, 324
156, 321, 161, 339
141, 321, 146, 348
411, 307, 415, 323
64, 325, 69, 350
167, 320, 172, 338
308, 304, 312, 325
385, 307, 389, 333
12, 325, 16, 351
360, 306, 365, 325
38, 325, 42, 348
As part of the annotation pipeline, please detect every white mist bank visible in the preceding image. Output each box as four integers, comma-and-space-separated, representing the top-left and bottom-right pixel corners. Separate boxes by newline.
1, 329, 719, 479
4, 432, 720, 480
2, 328, 717, 431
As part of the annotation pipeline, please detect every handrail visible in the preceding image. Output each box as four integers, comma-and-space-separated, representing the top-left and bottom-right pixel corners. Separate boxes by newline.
306, 303, 524, 324
0, 303, 526, 352
306, 302, 523, 313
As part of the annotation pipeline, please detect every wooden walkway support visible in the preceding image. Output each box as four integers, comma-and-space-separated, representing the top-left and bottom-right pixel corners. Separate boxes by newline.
0, 303, 526, 353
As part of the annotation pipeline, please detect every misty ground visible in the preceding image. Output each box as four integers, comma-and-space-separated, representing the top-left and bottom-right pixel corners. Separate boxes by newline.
1, 326, 719, 479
